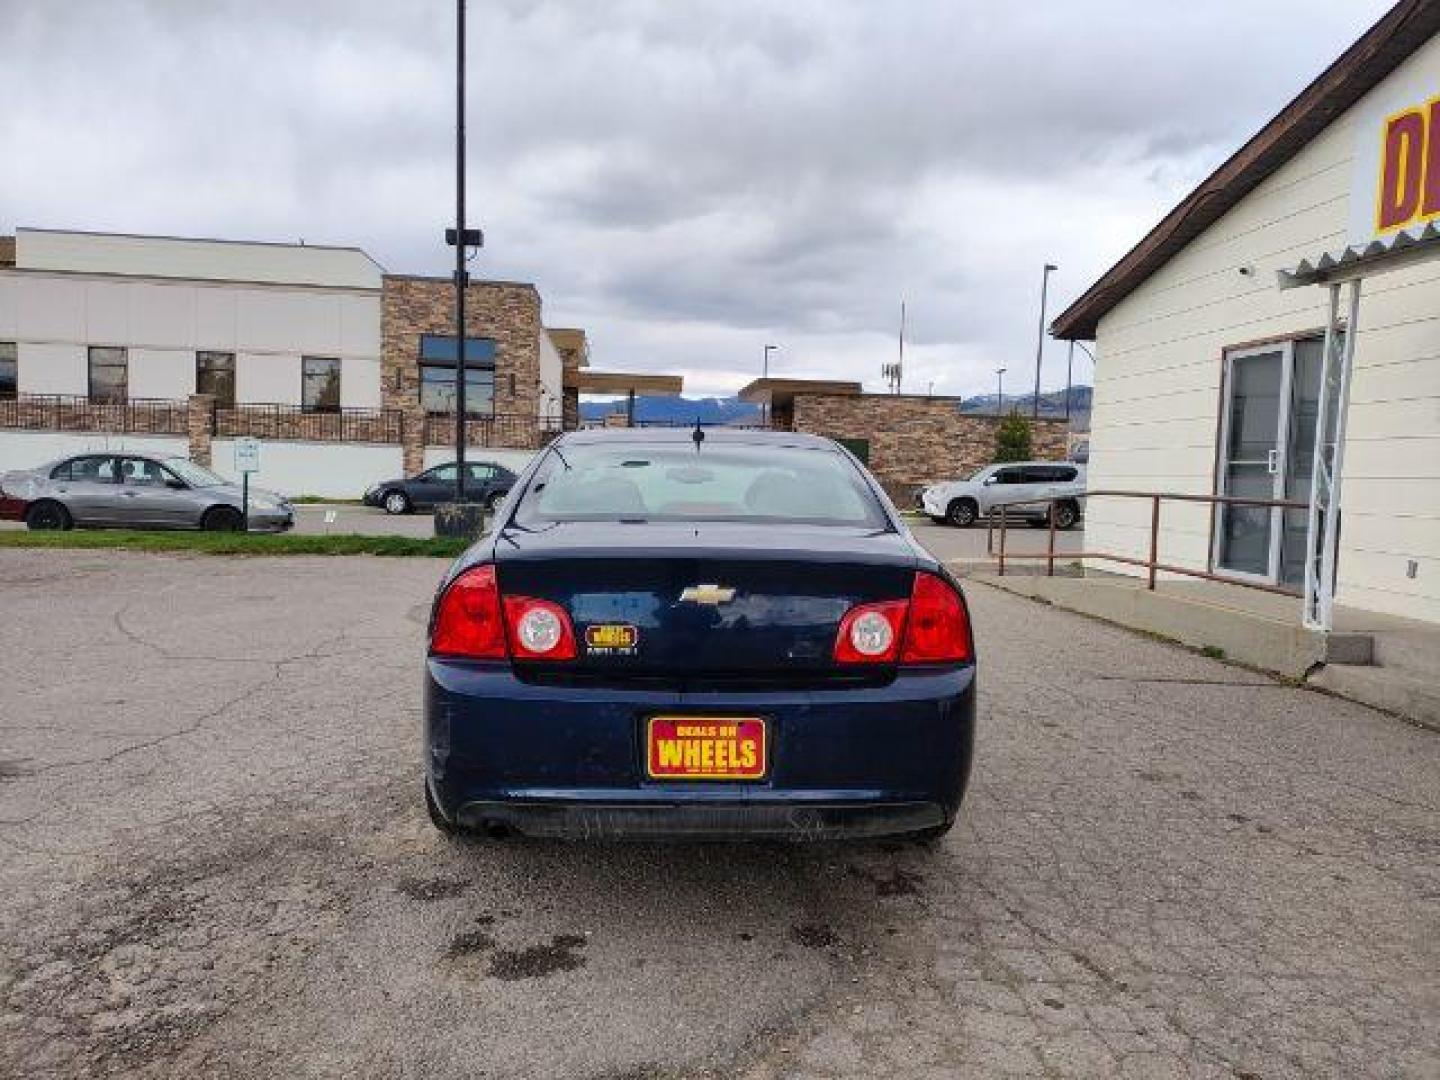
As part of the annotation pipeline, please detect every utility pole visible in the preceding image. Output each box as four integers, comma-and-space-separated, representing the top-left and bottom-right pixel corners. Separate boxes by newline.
996, 366, 1006, 416
1033, 263, 1057, 419
761, 344, 778, 426
882, 302, 905, 394
896, 300, 905, 393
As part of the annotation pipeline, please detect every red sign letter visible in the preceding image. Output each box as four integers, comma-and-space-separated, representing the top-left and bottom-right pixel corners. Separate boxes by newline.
1378, 109, 1425, 231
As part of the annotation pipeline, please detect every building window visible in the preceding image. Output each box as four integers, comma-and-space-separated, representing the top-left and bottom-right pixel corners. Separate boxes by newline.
418, 334, 496, 416
89, 346, 128, 404
0, 342, 15, 400
421, 365, 495, 416
196, 351, 236, 407
302, 356, 341, 413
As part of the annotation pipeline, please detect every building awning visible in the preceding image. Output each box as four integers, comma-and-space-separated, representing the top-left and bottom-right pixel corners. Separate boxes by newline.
737, 377, 863, 408
1278, 220, 1440, 289
564, 370, 683, 395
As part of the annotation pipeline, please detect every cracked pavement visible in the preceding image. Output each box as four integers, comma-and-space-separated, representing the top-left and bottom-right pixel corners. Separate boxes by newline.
0, 548, 1436, 1079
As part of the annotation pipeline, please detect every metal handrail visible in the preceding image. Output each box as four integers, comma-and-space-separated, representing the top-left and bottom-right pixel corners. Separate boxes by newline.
985, 489, 1311, 596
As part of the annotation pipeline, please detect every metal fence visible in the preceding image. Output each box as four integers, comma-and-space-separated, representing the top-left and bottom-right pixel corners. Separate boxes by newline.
0, 394, 189, 435
214, 403, 405, 444
423, 412, 564, 450
987, 489, 1311, 597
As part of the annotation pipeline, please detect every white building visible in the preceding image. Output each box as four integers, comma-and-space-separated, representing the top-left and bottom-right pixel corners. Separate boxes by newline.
2, 228, 385, 410
1054, 0, 1440, 627
0, 228, 575, 497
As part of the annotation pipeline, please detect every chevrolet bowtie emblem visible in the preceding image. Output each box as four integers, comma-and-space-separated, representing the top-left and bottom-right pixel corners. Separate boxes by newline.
679, 584, 737, 605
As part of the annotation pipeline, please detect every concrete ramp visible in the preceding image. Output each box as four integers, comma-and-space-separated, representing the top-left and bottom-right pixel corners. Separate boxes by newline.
963, 570, 1438, 731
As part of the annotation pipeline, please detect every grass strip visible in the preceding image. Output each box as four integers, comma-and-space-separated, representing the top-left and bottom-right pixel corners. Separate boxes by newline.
0, 529, 469, 558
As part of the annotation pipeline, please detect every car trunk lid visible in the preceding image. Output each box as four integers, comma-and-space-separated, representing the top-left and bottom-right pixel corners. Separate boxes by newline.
493, 522, 918, 675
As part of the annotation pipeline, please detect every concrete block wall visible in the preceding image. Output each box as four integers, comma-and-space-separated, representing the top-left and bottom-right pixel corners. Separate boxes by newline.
790, 392, 1071, 499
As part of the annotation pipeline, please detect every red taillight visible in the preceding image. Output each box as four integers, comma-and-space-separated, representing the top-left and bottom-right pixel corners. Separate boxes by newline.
900, 572, 972, 663
834, 600, 907, 664
502, 595, 577, 660
430, 565, 508, 659
833, 573, 972, 666
430, 567, 580, 662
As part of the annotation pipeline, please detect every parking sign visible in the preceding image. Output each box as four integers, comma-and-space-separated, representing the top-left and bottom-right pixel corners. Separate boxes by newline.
234, 437, 261, 474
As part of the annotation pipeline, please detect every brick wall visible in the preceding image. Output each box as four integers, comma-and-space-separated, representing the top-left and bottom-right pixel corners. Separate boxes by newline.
790, 393, 1070, 501
381, 275, 543, 475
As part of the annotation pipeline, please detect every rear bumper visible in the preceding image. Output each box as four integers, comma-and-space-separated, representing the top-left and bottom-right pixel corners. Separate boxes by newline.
0, 495, 27, 522
452, 796, 945, 840
425, 662, 976, 840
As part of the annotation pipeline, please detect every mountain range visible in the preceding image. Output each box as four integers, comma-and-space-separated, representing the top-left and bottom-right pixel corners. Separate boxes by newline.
580, 385, 1092, 428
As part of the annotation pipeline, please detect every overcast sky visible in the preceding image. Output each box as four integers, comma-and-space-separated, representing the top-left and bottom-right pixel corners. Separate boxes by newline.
0, 0, 1396, 397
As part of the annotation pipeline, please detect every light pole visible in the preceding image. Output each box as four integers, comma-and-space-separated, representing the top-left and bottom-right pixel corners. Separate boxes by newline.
996, 366, 1007, 416
1032, 263, 1057, 419
452, 0, 468, 502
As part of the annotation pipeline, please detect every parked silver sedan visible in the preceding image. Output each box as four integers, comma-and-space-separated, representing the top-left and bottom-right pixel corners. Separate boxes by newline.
0, 453, 293, 532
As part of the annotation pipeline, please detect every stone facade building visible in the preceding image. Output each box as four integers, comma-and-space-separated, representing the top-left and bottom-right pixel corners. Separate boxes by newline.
380, 275, 548, 473
741, 379, 1070, 502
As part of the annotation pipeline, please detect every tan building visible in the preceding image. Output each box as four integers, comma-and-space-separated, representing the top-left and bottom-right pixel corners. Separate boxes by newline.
1054, 0, 1440, 627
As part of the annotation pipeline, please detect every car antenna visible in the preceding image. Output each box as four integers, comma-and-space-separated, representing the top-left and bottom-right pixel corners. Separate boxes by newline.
691, 417, 705, 450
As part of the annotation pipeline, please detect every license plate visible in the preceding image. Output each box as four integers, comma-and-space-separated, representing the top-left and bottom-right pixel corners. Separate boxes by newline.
646, 717, 766, 780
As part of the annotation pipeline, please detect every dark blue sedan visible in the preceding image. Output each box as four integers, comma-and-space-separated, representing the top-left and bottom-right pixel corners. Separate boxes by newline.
423, 428, 976, 841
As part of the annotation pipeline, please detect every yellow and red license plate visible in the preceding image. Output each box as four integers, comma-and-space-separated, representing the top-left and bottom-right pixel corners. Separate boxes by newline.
646, 717, 767, 780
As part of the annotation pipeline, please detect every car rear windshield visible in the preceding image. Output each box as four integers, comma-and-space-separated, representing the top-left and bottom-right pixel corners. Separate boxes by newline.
515, 441, 888, 527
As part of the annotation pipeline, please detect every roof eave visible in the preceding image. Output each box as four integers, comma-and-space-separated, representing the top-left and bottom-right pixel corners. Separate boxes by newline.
1051, 0, 1440, 341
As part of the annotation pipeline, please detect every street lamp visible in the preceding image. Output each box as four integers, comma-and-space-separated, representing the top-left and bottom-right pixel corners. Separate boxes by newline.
1032, 263, 1057, 419
452, 0, 469, 502
996, 366, 1007, 416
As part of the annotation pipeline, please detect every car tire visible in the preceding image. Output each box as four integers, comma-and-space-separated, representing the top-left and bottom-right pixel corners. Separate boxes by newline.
202, 506, 245, 532
383, 490, 411, 515
25, 500, 72, 531
912, 820, 955, 844
425, 780, 462, 836
1052, 500, 1080, 531
945, 499, 978, 528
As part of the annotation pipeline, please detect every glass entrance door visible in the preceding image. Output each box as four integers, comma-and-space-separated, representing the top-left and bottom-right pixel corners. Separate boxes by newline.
1216, 347, 1288, 580
1214, 338, 1336, 588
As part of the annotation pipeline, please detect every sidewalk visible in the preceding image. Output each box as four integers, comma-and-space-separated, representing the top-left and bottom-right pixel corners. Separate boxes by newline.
961, 568, 1440, 730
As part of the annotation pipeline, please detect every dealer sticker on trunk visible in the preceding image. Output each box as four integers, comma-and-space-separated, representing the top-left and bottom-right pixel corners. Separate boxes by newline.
647, 717, 766, 780
584, 623, 638, 655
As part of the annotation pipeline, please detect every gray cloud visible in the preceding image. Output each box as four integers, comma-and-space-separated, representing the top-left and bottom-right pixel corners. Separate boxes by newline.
0, 0, 1395, 394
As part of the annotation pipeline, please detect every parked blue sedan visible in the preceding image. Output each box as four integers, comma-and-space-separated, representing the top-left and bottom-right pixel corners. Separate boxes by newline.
423, 428, 976, 841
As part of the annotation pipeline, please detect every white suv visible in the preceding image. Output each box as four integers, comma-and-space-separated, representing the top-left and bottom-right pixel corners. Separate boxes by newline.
919, 462, 1087, 529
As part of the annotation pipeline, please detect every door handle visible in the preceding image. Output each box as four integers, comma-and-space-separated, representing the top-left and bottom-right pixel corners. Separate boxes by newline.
1266, 449, 1278, 474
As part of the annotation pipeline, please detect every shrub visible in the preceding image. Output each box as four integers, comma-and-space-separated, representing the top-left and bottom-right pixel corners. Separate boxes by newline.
994, 411, 1032, 462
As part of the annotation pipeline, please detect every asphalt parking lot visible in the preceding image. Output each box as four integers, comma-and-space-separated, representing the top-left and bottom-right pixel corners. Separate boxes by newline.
1, 548, 1436, 1078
